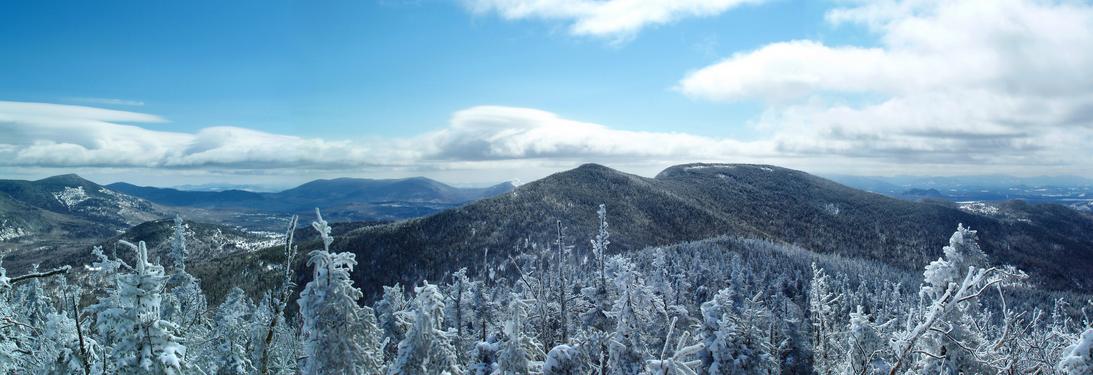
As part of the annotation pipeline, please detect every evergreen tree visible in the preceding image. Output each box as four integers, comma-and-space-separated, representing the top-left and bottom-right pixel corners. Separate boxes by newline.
376, 283, 411, 360
211, 287, 254, 374
92, 240, 188, 374
389, 281, 462, 375
497, 296, 543, 374
467, 334, 500, 375
809, 263, 843, 374
842, 306, 889, 375
163, 216, 209, 334
607, 258, 662, 375
888, 225, 1026, 374
298, 209, 384, 374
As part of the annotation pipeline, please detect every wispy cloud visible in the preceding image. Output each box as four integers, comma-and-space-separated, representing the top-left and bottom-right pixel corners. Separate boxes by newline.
461, 0, 764, 40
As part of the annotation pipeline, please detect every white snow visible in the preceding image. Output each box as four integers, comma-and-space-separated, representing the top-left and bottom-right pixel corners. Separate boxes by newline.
684, 164, 735, 171
52, 186, 90, 208
957, 201, 1000, 216
0, 220, 28, 241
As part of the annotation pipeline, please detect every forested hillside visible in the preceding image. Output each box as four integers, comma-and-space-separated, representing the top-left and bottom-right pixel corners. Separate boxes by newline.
248, 163, 1093, 299
1, 207, 1091, 374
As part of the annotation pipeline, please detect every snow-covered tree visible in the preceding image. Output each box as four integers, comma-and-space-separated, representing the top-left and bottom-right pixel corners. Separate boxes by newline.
645, 317, 703, 375
251, 292, 298, 375
467, 334, 500, 375
210, 287, 254, 374
92, 240, 188, 374
842, 306, 889, 375
497, 296, 544, 374
607, 258, 663, 375
543, 344, 585, 375
1058, 328, 1093, 375
256, 215, 300, 375
298, 208, 384, 375
0, 258, 31, 373
809, 263, 843, 374
376, 283, 411, 360
162, 216, 209, 333
40, 311, 101, 375
887, 224, 1026, 374
469, 280, 499, 343
703, 292, 779, 375
389, 281, 461, 375
445, 267, 476, 361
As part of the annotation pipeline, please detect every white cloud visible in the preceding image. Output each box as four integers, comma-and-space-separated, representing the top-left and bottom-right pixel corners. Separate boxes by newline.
678, 0, 1093, 172
0, 101, 773, 173
462, 0, 762, 39
0, 101, 403, 169
421, 105, 772, 161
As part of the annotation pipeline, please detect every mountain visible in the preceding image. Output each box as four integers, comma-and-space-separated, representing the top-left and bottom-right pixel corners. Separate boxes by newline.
0, 174, 163, 227
105, 182, 266, 207
107, 177, 516, 227
196, 163, 1093, 302
0, 174, 169, 271
830, 173, 1093, 205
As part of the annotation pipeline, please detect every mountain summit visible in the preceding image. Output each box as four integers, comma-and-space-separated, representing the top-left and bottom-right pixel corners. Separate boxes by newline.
209, 163, 1093, 298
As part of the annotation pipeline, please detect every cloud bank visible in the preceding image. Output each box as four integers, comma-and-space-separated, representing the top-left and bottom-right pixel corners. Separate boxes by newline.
0, 101, 775, 175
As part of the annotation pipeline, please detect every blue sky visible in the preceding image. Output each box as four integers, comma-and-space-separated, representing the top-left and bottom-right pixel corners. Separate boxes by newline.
2, 0, 1092, 187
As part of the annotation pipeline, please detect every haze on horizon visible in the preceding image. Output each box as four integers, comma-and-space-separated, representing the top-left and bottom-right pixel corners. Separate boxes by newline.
3, 0, 1093, 187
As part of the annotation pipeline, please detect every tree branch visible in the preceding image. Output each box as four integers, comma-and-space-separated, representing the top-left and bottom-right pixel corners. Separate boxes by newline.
7, 265, 71, 285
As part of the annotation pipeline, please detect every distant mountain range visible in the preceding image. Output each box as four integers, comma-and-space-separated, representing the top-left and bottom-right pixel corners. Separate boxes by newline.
106, 177, 515, 225
0, 174, 513, 273
828, 174, 1093, 205
197, 163, 1093, 303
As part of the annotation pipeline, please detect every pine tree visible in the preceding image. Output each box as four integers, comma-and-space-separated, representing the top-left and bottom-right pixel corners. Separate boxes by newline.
376, 283, 410, 360
888, 224, 1026, 374
210, 287, 255, 374
92, 240, 188, 374
607, 258, 662, 375
706, 293, 779, 375
389, 281, 462, 375
163, 216, 209, 333
809, 263, 844, 374
467, 334, 500, 375
0, 258, 32, 373
298, 209, 384, 375
40, 311, 101, 375
445, 267, 476, 361
842, 306, 889, 375
497, 296, 544, 374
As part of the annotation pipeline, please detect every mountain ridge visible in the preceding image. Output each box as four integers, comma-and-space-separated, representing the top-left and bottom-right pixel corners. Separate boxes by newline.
198, 162, 1093, 300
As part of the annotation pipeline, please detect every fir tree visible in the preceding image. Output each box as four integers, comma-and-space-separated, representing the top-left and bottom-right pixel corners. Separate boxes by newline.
92, 240, 188, 374
389, 281, 462, 375
298, 209, 384, 374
